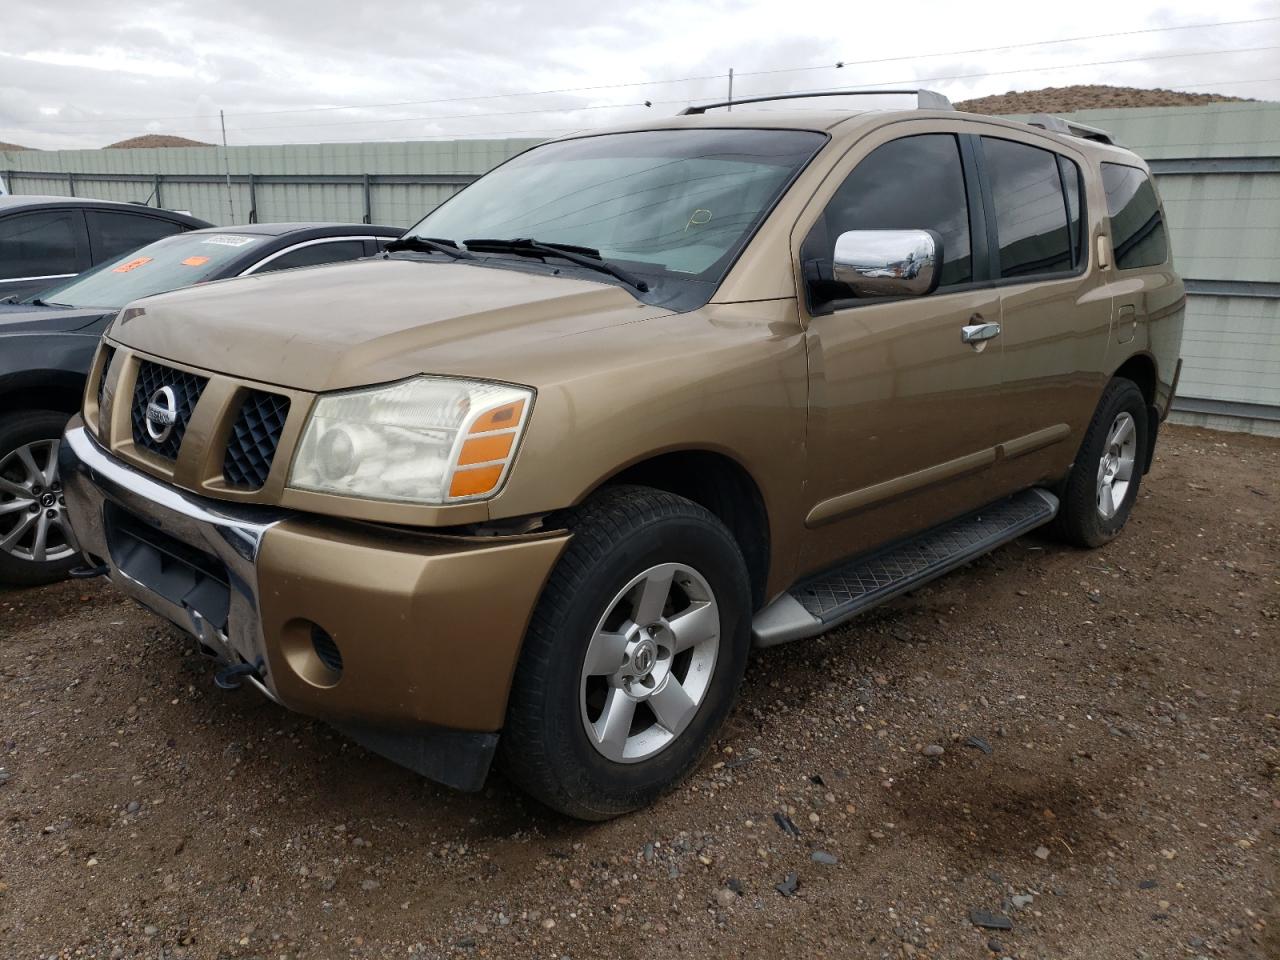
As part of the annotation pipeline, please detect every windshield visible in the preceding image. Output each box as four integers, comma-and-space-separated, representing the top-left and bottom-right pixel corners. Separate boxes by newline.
27, 231, 264, 310
405, 128, 826, 292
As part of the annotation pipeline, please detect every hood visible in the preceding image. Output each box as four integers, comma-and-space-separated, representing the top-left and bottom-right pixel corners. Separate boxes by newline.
109, 257, 669, 391
0, 302, 113, 334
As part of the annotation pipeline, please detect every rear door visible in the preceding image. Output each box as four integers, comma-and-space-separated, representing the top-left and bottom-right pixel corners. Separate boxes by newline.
794, 125, 1007, 575
0, 207, 91, 300
978, 133, 1112, 491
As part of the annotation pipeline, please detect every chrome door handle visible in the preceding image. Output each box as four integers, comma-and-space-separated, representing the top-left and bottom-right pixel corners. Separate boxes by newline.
961, 321, 1001, 344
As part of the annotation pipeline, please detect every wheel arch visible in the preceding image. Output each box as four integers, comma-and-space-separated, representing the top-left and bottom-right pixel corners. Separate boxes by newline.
0, 369, 88, 417
583, 447, 772, 611
1110, 352, 1159, 474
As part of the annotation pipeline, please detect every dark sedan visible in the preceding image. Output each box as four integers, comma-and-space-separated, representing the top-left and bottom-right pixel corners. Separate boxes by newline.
0, 221, 401, 584
0, 195, 211, 301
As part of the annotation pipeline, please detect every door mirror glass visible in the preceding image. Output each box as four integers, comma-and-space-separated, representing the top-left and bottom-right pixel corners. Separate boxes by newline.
832, 229, 940, 298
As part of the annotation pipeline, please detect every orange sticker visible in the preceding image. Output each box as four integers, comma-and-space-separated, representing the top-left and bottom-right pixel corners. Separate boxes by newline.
181, 255, 210, 267
112, 256, 153, 273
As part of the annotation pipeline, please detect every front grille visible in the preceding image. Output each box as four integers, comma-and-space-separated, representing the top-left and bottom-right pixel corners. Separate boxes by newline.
223, 390, 291, 489
130, 360, 208, 460
96, 346, 116, 415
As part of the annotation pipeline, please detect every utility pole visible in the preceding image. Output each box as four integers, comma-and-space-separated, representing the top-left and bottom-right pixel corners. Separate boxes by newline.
727, 68, 734, 111
220, 109, 235, 224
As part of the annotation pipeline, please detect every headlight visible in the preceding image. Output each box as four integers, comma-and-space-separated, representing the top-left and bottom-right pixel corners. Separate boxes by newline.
289, 376, 533, 504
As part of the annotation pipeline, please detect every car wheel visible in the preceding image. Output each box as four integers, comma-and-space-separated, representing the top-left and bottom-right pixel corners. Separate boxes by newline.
0, 410, 80, 586
500, 485, 752, 820
1052, 378, 1149, 548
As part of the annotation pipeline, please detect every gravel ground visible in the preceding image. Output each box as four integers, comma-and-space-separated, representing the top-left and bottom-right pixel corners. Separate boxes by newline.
2, 424, 1276, 960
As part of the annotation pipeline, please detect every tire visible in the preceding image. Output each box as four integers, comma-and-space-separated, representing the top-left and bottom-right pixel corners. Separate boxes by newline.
500, 485, 752, 820
1052, 378, 1149, 548
0, 410, 80, 586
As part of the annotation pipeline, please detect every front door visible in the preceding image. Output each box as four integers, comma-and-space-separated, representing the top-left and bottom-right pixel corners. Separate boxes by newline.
795, 127, 1007, 577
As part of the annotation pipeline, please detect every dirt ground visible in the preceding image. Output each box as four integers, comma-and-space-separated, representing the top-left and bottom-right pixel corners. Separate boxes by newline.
1, 424, 1276, 960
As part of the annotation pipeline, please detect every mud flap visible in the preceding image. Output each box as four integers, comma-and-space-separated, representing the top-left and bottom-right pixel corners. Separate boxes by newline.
335, 723, 499, 793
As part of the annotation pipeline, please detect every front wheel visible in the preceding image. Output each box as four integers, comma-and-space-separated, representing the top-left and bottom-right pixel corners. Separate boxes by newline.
0, 410, 79, 586
500, 485, 752, 820
1052, 378, 1149, 548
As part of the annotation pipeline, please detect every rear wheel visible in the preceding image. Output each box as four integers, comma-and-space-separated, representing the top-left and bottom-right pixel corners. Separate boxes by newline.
1052, 378, 1148, 548
0, 410, 79, 586
500, 485, 752, 820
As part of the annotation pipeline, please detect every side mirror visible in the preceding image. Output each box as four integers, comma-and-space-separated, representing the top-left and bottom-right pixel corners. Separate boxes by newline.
832, 229, 942, 298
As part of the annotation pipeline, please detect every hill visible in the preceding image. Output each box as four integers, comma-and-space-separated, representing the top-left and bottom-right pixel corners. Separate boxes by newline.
105, 134, 214, 149
955, 84, 1249, 115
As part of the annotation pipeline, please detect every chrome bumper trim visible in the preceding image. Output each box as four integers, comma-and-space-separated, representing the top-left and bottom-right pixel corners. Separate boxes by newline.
60, 422, 287, 691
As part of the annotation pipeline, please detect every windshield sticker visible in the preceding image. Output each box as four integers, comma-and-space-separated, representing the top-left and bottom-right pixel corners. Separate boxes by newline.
181, 255, 211, 267
112, 256, 153, 273
201, 235, 257, 247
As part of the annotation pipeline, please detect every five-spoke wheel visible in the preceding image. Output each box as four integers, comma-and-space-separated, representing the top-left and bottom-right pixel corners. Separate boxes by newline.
0, 411, 80, 585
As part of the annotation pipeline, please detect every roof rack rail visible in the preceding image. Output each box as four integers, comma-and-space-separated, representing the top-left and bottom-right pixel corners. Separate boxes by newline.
679, 88, 954, 115
1025, 114, 1116, 145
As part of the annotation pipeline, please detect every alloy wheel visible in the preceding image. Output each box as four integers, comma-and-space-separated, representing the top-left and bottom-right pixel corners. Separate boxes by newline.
0, 439, 77, 564
579, 562, 720, 763
1096, 411, 1137, 520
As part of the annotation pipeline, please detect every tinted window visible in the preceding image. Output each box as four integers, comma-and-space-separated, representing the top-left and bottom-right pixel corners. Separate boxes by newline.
1101, 163, 1168, 269
810, 134, 972, 294
1058, 155, 1084, 268
89, 210, 186, 263
982, 138, 1072, 278
255, 240, 368, 273
29, 231, 264, 310
0, 210, 81, 280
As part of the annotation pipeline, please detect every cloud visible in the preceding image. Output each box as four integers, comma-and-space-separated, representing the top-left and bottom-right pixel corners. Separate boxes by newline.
0, 0, 1276, 149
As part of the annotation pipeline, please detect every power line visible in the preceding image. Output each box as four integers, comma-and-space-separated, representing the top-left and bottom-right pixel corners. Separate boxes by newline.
35, 43, 1278, 143
11, 14, 1279, 128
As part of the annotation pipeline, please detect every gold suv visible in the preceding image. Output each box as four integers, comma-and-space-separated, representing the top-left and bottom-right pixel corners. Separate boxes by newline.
61, 90, 1184, 819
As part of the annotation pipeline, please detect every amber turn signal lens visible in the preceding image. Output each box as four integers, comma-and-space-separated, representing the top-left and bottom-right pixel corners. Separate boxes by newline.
469, 400, 525, 434
457, 433, 514, 466
449, 465, 504, 498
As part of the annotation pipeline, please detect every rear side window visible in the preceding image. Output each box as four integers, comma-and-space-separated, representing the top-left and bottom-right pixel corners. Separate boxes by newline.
981, 137, 1073, 278
809, 133, 973, 293
0, 210, 82, 280
254, 239, 368, 273
1101, 163, 1168, 269
88, 210, 186, 264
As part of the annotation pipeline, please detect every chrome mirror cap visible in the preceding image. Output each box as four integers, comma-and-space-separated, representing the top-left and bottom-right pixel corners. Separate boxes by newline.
832, 229, 941, 298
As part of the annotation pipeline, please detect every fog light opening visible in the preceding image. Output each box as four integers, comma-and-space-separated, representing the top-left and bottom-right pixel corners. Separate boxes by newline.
311, 624, 344, 674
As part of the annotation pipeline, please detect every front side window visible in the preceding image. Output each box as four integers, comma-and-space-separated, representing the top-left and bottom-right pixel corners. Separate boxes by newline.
406, 129, 827, 300
804, 133, 973, 303
88, 210, 186, 263
27, 231, 261, 310
0, 210, 81, 280
255, 240, 368, 273
1101, 163, 1168, 270
981, 137, 1073, 279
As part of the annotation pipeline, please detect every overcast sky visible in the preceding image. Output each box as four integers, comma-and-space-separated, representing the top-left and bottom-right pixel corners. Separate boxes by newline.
1, 0, 1277, 150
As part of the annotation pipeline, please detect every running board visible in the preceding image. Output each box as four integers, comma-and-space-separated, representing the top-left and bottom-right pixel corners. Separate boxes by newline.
752, 488, 1059, 647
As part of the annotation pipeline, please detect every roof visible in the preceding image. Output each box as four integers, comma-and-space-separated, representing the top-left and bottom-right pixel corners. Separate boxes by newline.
0, 195, 210, 225
185, 222, 401, 238
556, 106, 1147, 166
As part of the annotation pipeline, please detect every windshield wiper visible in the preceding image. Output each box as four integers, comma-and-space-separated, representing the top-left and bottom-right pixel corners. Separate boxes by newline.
463, 238, 649, 293
28, 298, 68, 307
384, 235, 475, 260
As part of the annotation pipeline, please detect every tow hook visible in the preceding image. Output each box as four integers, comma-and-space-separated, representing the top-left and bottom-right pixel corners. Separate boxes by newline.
214, 657, 266, 691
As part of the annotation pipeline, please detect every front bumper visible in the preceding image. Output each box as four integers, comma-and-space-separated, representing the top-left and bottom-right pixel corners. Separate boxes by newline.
59, 420, 569, 789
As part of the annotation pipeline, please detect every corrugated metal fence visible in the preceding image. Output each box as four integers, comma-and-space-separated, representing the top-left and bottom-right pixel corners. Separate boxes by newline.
0, 139, 539, 227
3, 104, 1277, 432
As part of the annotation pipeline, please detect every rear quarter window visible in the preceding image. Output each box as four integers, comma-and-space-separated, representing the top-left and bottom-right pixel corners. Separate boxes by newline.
1101, 163, 1168, 270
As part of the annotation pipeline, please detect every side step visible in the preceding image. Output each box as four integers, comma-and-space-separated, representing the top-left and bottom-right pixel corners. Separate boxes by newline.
752, 488, 1058, 647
